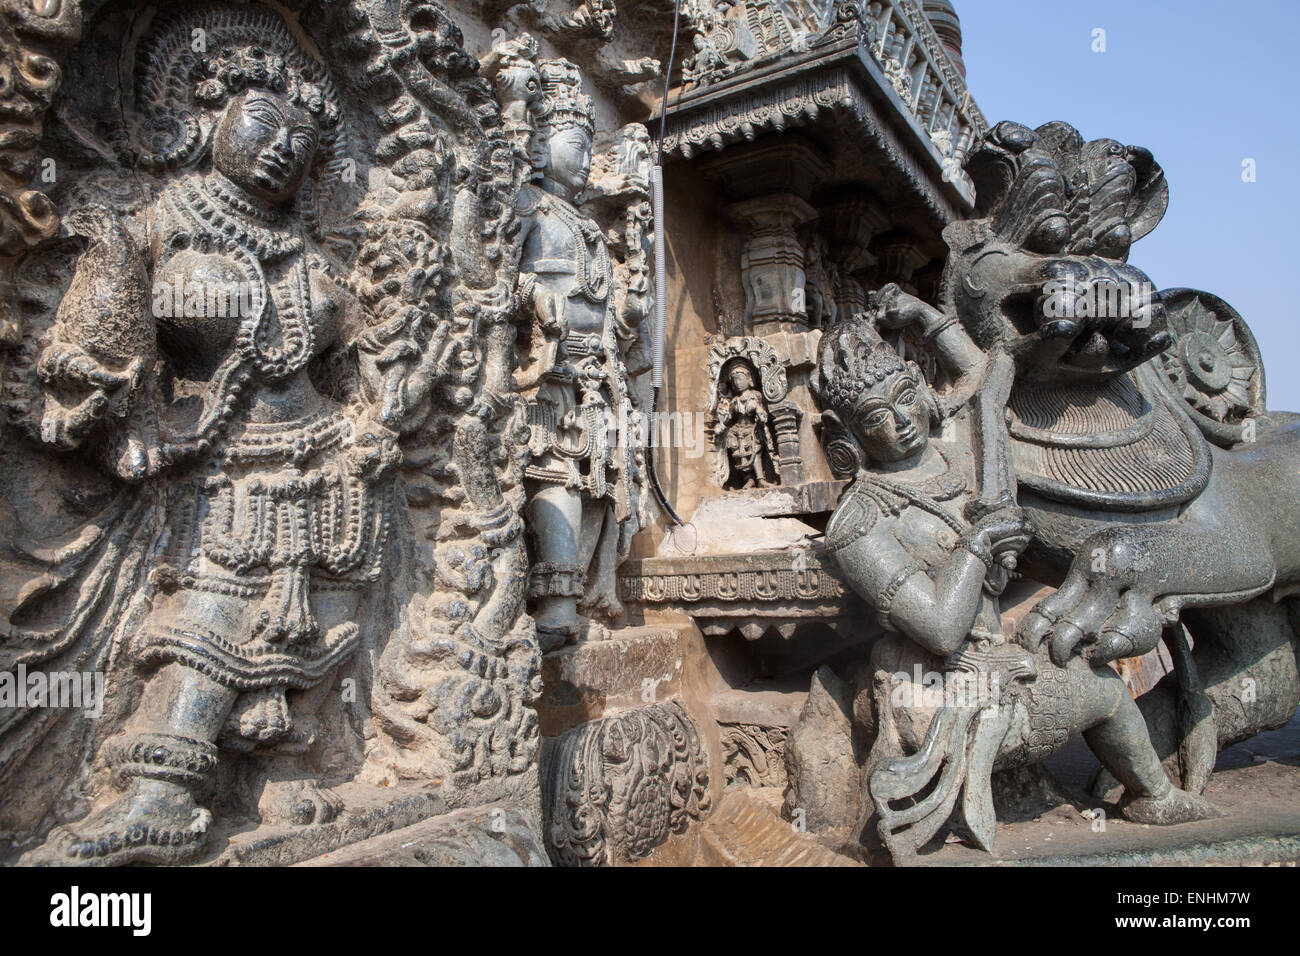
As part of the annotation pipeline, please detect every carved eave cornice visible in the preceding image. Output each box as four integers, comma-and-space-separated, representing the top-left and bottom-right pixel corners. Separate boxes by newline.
653, 35, 975, 225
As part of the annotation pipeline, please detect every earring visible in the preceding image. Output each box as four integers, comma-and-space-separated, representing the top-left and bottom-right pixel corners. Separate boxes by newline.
824, 437, 864, 480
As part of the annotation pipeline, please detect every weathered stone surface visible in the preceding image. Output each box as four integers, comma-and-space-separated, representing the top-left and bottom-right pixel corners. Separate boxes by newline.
695, 788, 859, 866
539, 626, 691, 735
294, 802, 548, 867
0, 0, 651, 867
783, 666, 859, 834
491, 35, 653, 652
721, 722, 789, 789
0, 0, 1294, 871
803, 115, 1300, 865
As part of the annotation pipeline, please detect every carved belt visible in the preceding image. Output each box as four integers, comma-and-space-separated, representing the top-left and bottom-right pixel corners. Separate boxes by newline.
562, 333, 604, 357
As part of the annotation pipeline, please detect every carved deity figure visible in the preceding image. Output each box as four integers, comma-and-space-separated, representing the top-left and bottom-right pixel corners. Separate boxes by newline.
0, 5, 406, 864
683, 30, 729, 88
717, 359, 777, 489
512, 57, 649, 647
814, 288, 1216, 864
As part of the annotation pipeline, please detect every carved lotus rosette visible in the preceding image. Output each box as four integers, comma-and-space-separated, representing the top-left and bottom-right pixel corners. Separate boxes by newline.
1156, 288, 1266, 447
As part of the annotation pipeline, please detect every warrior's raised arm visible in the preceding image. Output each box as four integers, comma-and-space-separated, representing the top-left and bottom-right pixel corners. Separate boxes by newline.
863, 282, 1018, 519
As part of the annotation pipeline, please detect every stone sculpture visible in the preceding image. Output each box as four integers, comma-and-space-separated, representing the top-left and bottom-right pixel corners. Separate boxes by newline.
0, 0, 1294, 872
814, 292, 1217, 864
543, 699, 710, 866
4, 2, 385, 863
946, 122, 1300, 785
680, 0, 838, 89
716, 360, 777, 489
494, 43, 650, 649
705, 335, 804, 489
803, 118, 1300, 862
0, 0, 543, 866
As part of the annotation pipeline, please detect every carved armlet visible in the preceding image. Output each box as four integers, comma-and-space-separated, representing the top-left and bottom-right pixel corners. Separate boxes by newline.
517, 271, 539, 310
824, 486, 880, 554
955, 530, 994, 571
876, 561, 926, 634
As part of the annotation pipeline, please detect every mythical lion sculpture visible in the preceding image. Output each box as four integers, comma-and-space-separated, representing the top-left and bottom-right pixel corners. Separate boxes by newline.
811, 119, 1300, 861
814, 291, 1217, 865
943, 122, 1300, 791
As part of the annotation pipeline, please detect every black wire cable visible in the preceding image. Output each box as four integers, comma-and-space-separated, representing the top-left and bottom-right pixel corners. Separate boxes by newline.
657, 0, 682, 168
646, 0, 685, 528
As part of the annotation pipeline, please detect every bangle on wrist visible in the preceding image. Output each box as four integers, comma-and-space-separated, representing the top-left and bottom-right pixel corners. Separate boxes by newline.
957, 532, 993, 571
921, 313, 958, 342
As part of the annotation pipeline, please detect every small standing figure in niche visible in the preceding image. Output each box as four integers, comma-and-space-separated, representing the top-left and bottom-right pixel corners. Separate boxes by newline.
716, 359, 778, 489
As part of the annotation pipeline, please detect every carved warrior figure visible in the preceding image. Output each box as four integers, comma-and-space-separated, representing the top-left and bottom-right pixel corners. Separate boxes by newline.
814, 291, 1217, 864
0, 1, 541, 865
503, 51, 650, 648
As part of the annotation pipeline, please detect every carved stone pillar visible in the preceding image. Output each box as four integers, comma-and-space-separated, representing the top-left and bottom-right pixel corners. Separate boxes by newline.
821, 192, 891, 319
703, 137, 831, 335
768, 401, 805, 484
871, 230, 930, 296
728, 194, 818, 334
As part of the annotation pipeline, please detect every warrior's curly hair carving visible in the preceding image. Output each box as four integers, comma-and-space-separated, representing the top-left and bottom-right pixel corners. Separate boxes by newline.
814, 319, 915, 419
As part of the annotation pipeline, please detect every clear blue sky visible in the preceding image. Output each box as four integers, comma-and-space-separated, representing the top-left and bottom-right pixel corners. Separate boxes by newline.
959, 0, 1300, 412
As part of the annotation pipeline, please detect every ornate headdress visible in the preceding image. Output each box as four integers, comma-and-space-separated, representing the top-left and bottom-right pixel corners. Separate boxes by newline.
813, 318, 929, 478
535, 58, 595, 137
814, 318, 912, 420
131, 2, 343, 170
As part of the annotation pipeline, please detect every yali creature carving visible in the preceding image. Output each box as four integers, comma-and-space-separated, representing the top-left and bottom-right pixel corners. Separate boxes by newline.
942, 122, 1300, 788
813, 288, 1217, 864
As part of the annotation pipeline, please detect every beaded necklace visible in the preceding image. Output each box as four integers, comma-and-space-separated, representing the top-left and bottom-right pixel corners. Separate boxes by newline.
535, 191, 611, 303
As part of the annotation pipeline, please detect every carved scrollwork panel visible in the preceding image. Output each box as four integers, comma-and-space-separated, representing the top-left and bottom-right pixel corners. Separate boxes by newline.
542, 699, 711, 866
